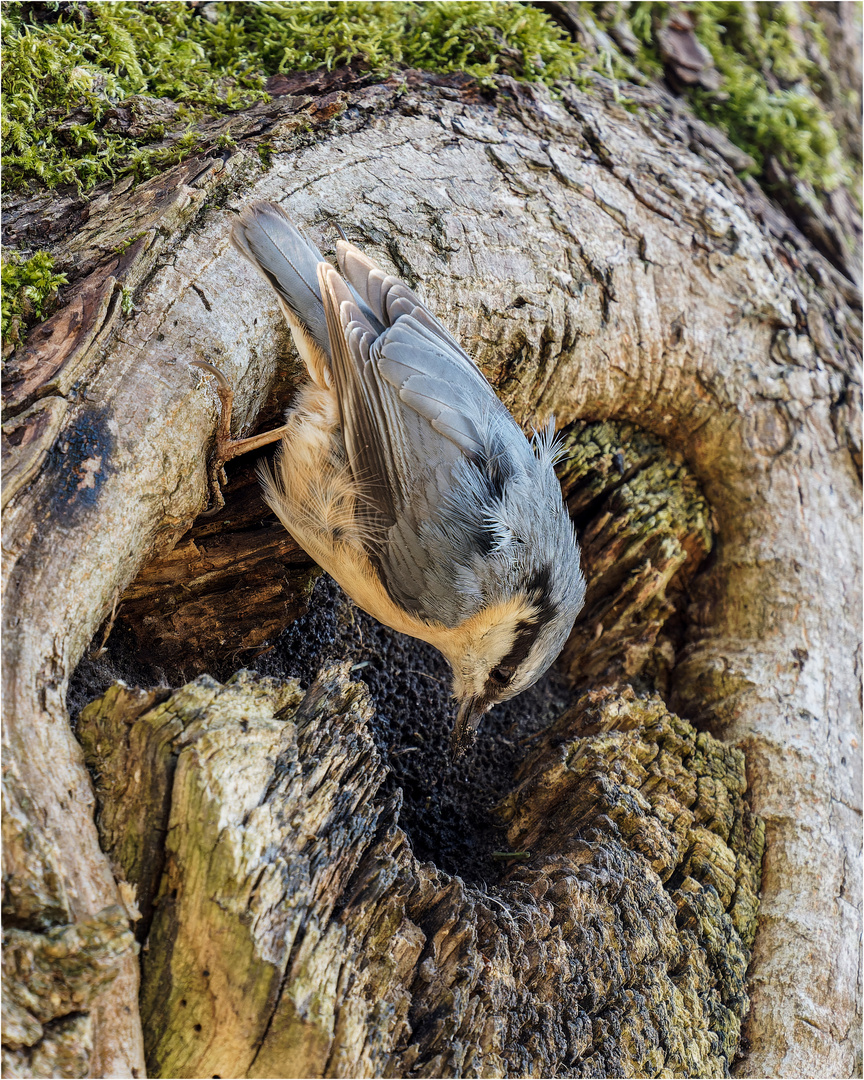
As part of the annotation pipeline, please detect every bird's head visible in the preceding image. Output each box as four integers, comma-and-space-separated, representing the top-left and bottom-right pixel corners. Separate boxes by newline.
443, 563, 585, 758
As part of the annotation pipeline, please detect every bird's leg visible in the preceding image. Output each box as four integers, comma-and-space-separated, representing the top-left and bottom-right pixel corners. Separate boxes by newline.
190, 360, 290, 515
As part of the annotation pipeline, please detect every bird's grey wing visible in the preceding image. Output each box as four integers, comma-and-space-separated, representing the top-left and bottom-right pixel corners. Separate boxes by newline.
374, 317, 544, 621
337, 240, 474, 362
317, 262, 403, 529
232, 202, 332, 359
337, 238, 519, 459
318, 258, 535, 624
318, 259, 519, 505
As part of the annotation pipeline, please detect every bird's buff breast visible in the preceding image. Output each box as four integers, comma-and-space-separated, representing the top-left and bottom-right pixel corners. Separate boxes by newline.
260, 382, 452, 651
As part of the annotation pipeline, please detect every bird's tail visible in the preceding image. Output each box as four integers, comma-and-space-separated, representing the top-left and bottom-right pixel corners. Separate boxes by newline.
231, 202, 332, 386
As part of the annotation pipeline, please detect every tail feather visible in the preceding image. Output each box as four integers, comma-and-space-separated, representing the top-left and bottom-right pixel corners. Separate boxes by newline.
231, 202, 331, 363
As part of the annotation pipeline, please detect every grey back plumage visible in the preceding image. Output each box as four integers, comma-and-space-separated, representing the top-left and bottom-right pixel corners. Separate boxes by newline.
232, 202, 585, 677
328, 239, 582, 637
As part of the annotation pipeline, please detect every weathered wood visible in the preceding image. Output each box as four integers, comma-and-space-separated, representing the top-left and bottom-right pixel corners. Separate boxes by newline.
116, 457, 318, 680
79, 666, 763, 1079
2, 906, 137, 1080
556, 420, 713, 692
2, 65, 860, 1077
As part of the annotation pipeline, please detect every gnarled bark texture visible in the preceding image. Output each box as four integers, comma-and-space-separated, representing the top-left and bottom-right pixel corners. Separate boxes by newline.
77, 665, 763, 1079
2, 67, 861, 1078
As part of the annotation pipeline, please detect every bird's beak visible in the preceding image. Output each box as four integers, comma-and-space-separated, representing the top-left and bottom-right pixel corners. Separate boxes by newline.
450, 697, 487, 759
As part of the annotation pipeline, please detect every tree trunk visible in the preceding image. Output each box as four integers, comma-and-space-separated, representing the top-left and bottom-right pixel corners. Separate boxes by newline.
2, 68, 860, 1078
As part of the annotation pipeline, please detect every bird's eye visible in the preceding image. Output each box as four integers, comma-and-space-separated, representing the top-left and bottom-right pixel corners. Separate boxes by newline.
489, 664, 514, 686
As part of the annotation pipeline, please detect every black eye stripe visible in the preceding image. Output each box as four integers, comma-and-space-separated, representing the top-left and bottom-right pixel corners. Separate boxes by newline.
482, 565, 560, 698
483, 620, 540, 696
502, 620, 540, 668
527, 565, 556, 625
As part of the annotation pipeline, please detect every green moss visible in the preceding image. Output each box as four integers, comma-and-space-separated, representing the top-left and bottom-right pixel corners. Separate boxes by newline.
687, 2, 844, 189
399, 1, 585, 84
256, 140, 274, 169
1, 1, 584, 194
2, 251, 68, 351
1, 1, 264, 191
587, 1, 847, 192
2, 0, 848, 216
111, 230, 147, 254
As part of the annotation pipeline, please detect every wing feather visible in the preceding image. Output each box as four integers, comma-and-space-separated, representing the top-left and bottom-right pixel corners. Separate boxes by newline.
232, 203, 331, 360
337, 240, 470, 358
318, 253, 513, 525
317, 263, 396, 527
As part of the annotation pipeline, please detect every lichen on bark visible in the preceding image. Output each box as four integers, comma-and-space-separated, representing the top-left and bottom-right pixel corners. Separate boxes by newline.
79, 664, 763, 1079
1, 906, 137, 1080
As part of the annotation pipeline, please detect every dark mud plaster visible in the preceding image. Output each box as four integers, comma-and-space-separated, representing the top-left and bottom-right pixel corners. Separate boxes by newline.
68, 620, 170, 735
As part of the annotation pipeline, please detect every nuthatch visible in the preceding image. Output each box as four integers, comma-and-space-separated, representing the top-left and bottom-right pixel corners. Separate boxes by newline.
195, 202, 585, 756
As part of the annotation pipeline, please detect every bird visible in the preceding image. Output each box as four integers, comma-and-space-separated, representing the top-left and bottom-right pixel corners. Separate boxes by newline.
194, 201, 585, 757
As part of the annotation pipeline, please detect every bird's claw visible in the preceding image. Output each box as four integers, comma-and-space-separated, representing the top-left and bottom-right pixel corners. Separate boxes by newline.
190, 359, 292, 517
191, 360, 235, 516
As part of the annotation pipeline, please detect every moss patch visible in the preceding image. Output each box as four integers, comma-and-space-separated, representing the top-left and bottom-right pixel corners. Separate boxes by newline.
2, 1, 852, 212
1, 0, 584, 193
589, 0, 849, 193
1, 251, 68, 355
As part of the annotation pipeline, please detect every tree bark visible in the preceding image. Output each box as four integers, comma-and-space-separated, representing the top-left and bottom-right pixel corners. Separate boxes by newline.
76, 664, 763, 1080
2, 68, 860, 1078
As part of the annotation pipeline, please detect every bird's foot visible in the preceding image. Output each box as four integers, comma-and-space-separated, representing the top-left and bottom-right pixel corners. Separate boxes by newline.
190, 360, 290, 516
